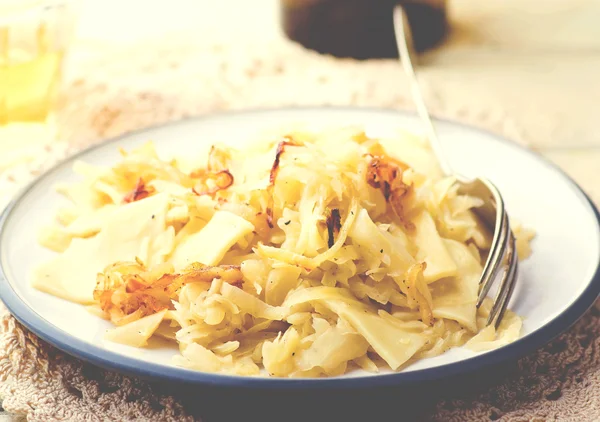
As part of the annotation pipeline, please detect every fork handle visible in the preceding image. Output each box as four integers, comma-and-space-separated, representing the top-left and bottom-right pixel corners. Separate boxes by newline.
393, 5, 454, 177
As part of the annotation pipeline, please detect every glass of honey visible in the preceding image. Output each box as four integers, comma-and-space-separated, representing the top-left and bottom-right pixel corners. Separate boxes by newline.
0, 0, 79, 127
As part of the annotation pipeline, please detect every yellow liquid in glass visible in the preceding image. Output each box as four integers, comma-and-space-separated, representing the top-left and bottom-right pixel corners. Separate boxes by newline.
0, 25, 63, 125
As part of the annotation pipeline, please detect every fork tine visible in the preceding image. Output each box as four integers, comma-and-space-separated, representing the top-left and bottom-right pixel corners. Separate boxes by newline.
477, 212, 510, 307
477, 189, 505, 277
486, 231, 518, 328
492, 260, 518, 329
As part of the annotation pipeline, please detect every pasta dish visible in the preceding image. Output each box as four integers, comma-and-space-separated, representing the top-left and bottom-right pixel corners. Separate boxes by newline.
32, 126, 532, 377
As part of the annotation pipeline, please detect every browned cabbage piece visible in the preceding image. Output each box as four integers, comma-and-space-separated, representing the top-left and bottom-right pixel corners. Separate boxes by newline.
366, 144, 414, 230
192, 169, 234, 196
122, 178, 154, 203
190, 144, 235, 197
266, 137, 302, 228
326, 208, 341, 248
94, 260, 243, 324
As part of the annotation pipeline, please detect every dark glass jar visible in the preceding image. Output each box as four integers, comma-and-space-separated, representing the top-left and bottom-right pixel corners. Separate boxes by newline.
280, 0, 448, 60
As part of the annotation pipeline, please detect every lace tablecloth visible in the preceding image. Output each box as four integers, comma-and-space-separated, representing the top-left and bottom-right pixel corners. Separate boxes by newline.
1, 2, 600, 420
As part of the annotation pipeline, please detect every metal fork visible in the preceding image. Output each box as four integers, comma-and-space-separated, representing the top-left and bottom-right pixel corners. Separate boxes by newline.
392, 5, 518, 328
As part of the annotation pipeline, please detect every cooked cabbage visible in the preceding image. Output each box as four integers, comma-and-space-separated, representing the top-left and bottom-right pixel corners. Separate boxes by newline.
33, 127, 533, 377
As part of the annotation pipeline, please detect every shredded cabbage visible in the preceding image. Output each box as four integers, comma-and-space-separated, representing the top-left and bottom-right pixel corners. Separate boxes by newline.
33, 127, 532, 377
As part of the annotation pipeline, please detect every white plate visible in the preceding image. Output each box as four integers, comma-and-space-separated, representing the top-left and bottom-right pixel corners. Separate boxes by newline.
1, 107, 599, 389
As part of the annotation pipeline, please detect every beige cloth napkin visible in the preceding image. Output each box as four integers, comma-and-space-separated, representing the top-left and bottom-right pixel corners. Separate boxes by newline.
0, 39, 598, 421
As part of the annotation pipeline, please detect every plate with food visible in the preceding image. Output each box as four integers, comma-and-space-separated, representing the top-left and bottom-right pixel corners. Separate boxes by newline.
1, 107, 599, 388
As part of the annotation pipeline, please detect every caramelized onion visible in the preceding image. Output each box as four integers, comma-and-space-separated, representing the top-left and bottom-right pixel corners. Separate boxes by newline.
94, 261, 244, 324
366, 151, 414, 230
192, 169, 234, 196
122, 178, 153, 203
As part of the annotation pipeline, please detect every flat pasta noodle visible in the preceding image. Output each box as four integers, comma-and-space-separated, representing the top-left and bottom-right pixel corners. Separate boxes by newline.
32, 127, 533, 377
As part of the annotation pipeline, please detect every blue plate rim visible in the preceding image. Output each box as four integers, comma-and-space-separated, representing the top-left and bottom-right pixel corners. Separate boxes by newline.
1, 106, 599, 389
